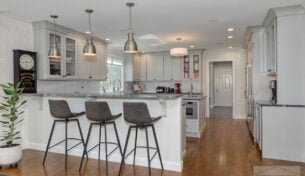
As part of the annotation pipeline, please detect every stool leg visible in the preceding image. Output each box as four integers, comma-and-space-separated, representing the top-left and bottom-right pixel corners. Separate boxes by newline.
133, 126, 138, 165
43, 120, 56, 165
118, 126, 132, 176
104, 123, 108, 176
79, 123, 93, 172
98, 124, 102, 161
65, 119, 68, 169
145, 127, 151, 176
76, 119, 88, 158
152, 125, 164, 170
112, 122, 123, 156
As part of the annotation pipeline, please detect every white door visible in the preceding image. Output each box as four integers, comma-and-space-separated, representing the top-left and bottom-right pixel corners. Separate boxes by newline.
214, 67, 233, 107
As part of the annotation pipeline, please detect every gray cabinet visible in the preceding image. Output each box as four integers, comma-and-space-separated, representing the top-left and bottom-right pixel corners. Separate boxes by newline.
146, 54, 164, 81
33, 20, 107, 80
264, 19, 277, 73
164, 55, 181, 81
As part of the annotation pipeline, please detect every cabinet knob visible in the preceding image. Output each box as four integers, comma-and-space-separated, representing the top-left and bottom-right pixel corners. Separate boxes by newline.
62, 75, 67, 77
89, 76, 92, 79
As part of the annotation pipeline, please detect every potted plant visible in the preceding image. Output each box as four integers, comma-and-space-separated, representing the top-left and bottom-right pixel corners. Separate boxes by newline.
0, 82, 26, 167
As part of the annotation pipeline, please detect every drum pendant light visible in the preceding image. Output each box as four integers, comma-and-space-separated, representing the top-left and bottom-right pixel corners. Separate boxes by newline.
170, 37, 188, 57
124, 2, 138, 53
83, 9, 96, 56
48, 15, 61, 59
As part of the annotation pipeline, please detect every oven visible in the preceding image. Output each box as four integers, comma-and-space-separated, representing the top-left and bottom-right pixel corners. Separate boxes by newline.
184, 101, 198, 119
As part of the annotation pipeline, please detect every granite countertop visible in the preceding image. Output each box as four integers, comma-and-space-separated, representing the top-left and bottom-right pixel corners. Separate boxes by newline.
24, 92, 182, 100
255, 100, 305, 108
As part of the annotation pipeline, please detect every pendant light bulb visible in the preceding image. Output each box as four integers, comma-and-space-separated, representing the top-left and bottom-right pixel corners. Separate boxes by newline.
124, 2, 138, 53
48, 15, 61, 59
83, 9, 96, 56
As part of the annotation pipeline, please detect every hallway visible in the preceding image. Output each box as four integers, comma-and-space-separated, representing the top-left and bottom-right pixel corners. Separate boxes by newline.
1, 118, 304, 176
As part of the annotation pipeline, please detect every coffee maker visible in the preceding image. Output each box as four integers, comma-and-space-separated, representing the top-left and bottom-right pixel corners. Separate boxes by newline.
269, 80, 277, 102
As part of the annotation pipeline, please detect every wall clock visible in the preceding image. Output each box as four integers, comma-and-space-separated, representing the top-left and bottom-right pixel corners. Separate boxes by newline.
13, 50, 37, 93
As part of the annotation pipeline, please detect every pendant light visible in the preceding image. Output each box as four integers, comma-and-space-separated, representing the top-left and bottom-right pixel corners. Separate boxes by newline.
83, 9, 96, 56
48, 15, 61, 59
124, 2, 138, 53
170, 37, 188, 57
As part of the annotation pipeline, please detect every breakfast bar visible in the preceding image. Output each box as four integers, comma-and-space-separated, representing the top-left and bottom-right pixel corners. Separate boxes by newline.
23, 93, 184, 172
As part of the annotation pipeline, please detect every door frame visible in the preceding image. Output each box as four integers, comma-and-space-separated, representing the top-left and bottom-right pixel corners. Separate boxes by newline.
206, 59, 235, 118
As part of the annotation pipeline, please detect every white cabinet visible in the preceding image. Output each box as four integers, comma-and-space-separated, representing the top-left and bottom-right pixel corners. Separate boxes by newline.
254, 103, 262, 150
164, 55, 181, 81
182, 53, 201, 81
264, 19, 277, 73
146, 54, 164, 81
77, 39, 107, 80
33, 20, 107, 80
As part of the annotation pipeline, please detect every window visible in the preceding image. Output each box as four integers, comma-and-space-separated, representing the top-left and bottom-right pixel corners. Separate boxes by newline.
100, 56, 124, 93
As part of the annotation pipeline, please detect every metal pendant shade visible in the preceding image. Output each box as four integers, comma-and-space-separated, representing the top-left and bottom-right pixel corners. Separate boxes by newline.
48, 15, 61, 58
83, 37, 96, 56
124, 2, 138, 53
124, 32, 138, 53
83, 9, 96, 56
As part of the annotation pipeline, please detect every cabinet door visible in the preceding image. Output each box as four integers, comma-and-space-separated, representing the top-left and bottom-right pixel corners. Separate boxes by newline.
64, 37, 77, 78
139, 55, 147, 81
48, 33, 63, 78
163, 55, 172, 81
146, 54, 163, 81
265, 20, 277, 73
132, 55, 140, 81
163, 55, 181, 81
77, 39, 107, 80
192, 54, 200, 80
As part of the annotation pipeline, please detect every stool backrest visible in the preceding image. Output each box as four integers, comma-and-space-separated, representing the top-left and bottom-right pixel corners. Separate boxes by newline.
85, 101, 113, 121
48, 100, 72, 119
123, 102, 151, 124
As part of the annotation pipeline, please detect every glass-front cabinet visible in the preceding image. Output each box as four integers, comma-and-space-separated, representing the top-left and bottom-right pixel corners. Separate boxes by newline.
48, 33, 77, 78
183, 53, 201, 80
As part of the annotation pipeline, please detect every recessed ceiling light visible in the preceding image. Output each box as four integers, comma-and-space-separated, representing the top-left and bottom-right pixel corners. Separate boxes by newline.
105, 38, 110, 41
228, 46, 233, 49
227, 36, 233, 39
227, 28, 234, 32
190, 45, 194, 48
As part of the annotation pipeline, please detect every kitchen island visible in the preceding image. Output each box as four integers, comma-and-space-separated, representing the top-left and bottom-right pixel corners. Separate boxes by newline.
22, 93, 184, 172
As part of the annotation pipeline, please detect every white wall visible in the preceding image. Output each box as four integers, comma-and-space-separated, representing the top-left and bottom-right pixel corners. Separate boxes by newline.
0, 14, 33, 85
203, 48, 246, 119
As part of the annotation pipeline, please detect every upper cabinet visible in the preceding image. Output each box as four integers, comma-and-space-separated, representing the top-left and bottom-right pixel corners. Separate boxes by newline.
264, 19, 277, 73
33, 20, 107, 80
182, 52, 201, 81
146, 54, 164, 81
163, 55, 181, 81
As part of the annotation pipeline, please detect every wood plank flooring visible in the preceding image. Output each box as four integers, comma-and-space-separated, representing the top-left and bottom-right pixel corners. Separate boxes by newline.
1, 117, 305, 176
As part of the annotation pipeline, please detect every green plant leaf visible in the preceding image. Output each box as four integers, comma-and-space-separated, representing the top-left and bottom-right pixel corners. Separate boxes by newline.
3, 88, 14, 95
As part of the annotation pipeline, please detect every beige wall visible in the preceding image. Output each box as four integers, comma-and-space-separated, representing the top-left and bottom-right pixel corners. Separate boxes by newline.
202, 48, 246, 119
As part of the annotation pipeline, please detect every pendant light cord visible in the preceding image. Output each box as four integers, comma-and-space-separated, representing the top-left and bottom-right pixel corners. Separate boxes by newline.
127, 2, 134, 33
88, 12, 92, 34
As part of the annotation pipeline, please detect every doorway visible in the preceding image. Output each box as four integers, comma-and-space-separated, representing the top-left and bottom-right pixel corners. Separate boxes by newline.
209, 61, 233, 118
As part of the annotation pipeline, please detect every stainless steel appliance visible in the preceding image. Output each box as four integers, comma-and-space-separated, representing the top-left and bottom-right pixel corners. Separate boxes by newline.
269, 80, 277, 102
184, 101, 198, 119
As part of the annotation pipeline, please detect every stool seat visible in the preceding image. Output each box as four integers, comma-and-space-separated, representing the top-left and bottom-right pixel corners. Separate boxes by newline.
43, 100, 87, 169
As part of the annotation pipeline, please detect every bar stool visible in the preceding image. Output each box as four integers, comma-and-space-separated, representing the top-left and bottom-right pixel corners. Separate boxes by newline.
43, 99, 87, 168
118, 102, 164, 176
79, 101, 123, 175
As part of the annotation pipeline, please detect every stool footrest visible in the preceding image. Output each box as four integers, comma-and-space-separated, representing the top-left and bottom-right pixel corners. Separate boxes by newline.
67, 141, 83, 152
124, 146, 158, 160
47, 138, 83, 150
87, 142, 120, 156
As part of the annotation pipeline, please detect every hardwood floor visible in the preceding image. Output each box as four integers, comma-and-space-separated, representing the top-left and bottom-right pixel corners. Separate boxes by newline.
1, 117, 305, 176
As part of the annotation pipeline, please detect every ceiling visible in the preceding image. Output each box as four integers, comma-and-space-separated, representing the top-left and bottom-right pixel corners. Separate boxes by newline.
1, 0, 303, 55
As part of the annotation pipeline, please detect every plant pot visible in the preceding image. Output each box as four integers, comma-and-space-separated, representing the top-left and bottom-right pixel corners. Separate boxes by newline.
0, 144, 22, 166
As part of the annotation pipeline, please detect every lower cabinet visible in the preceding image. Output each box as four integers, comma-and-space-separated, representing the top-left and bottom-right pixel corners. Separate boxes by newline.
184, 98, 205, 138
254, 103, 262, 150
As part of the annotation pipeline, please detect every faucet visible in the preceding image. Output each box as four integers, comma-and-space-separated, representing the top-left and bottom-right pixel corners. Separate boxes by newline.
112, 79, 122, 93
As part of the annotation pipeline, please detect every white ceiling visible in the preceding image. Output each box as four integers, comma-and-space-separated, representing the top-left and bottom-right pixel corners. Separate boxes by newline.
1, 0, 303, 55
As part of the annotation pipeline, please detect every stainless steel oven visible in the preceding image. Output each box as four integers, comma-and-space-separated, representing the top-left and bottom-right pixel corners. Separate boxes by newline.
184, 101, 198, 119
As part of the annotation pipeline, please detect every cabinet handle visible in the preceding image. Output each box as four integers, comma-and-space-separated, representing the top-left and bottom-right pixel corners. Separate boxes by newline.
89, 76, 92, 79
154, 78, 157, 81
62, 75, 67, 77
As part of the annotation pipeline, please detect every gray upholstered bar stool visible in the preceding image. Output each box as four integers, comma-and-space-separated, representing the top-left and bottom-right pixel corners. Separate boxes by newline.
79, 101, 123, 175
43, 99, 87, 169
118, 102, 164, 176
